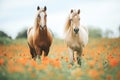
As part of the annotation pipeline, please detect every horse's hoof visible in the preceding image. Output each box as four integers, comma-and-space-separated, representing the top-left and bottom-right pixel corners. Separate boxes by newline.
33, 57, 36, 61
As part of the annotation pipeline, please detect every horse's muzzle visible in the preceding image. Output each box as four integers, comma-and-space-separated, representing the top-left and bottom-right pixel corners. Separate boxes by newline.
40, 25, 46, 30
74, 28, 79, 34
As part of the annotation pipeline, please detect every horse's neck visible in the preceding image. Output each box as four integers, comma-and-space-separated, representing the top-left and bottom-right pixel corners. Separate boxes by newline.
34, 18, 39, 30
34, 24, 39, 31
40, 28, 48, 36
35, 25, 48, 36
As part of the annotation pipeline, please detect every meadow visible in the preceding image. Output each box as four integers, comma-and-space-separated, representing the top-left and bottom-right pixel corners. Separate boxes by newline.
0, 38, 120, 80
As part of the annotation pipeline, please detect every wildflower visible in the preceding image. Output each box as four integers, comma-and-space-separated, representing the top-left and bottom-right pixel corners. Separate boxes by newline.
107, 75, 112, 80
88, 69, 99, 78
68, 64, 72, 69
65, 57, 69, 62
109, 57, 119, 67
88, 60, 96, 68
0, 58, 4, 65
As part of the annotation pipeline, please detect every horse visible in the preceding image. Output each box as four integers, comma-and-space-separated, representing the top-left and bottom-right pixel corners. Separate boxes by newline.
64, 9, 88, 66
27, 6, 53, 60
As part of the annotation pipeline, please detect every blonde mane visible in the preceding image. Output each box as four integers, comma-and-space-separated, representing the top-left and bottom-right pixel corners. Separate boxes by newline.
34, 11, 41, 29
64, 17, 71, 33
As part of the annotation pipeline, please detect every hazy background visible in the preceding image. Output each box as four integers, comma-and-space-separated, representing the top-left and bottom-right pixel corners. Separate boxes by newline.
0, 0, 120, 39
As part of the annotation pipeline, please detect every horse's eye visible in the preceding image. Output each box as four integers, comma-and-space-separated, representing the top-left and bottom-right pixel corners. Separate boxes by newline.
78, 18, 80, 20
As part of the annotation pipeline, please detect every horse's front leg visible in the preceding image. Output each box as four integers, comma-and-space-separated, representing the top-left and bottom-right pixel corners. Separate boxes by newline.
68, 47, 74, 65
35, 46, 42, 61
77, 47, 83, 66
44, 48, 49, 57
28, 43, 36, 60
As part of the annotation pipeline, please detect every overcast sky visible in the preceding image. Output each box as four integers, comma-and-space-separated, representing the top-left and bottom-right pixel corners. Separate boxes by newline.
0, 0, 120, 39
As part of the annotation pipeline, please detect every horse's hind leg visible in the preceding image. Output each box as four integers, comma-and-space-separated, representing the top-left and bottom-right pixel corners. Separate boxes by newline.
68, 47, 74, 65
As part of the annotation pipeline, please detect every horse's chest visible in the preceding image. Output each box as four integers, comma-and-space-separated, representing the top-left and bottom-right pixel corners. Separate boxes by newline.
33, 31, 51, 48
40, 40, 49, 46
65, 36, 82, 49
69, 41, 80, 48
37, 38, 49, 47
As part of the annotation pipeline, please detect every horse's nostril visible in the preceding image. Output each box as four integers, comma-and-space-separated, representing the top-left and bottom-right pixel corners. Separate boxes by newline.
74, 28, 79, 33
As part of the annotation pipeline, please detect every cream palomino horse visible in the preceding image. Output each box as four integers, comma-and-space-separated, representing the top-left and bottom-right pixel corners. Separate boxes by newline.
64, 9, 88, 65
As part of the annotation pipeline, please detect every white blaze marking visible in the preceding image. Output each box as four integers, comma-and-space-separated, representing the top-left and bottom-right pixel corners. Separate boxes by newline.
40, 12, 45, 27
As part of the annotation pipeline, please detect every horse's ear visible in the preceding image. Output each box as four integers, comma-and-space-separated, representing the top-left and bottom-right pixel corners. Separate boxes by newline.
37, 6, 40, 10
70, 9, 73, 13
78, 9, 80, 14
44, 6, 47, 11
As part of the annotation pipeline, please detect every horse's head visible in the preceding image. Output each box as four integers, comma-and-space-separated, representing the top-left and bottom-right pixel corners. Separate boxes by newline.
69, 9, 80, 34
37, 6, 47, 30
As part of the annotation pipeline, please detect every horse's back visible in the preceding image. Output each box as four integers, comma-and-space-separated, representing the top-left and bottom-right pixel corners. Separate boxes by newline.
79, 26, 89, 47
81, 26, 88, 34
47, 30, 53, 46
27, 26, 34, 48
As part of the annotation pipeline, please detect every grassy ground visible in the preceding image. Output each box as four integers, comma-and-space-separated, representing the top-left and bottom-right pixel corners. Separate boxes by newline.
0, 38, 120, 80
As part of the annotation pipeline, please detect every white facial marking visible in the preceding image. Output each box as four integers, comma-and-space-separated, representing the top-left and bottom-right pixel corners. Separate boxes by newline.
40, 12, 45, 27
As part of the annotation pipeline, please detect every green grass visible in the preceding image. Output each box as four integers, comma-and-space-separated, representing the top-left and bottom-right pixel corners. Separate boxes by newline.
0, 37, 12, 45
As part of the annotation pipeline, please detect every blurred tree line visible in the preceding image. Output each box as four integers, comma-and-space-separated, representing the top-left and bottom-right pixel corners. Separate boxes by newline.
16, 27, 104, 38
16, 28, 54, 39
88, 27, 102, 38
0, 25, 120, 41
0, 31, 12, 44
16, 29, 27, 39
0, 31, 11, 39
14, 26, 120, 38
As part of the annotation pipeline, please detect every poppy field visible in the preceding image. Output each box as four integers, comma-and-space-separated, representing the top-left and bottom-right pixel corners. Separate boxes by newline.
0, 38, 120, 80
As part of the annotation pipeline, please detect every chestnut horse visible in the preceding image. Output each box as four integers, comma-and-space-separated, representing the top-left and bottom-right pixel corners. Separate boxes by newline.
27, 6, 52, 60
64, 9, 88, 66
